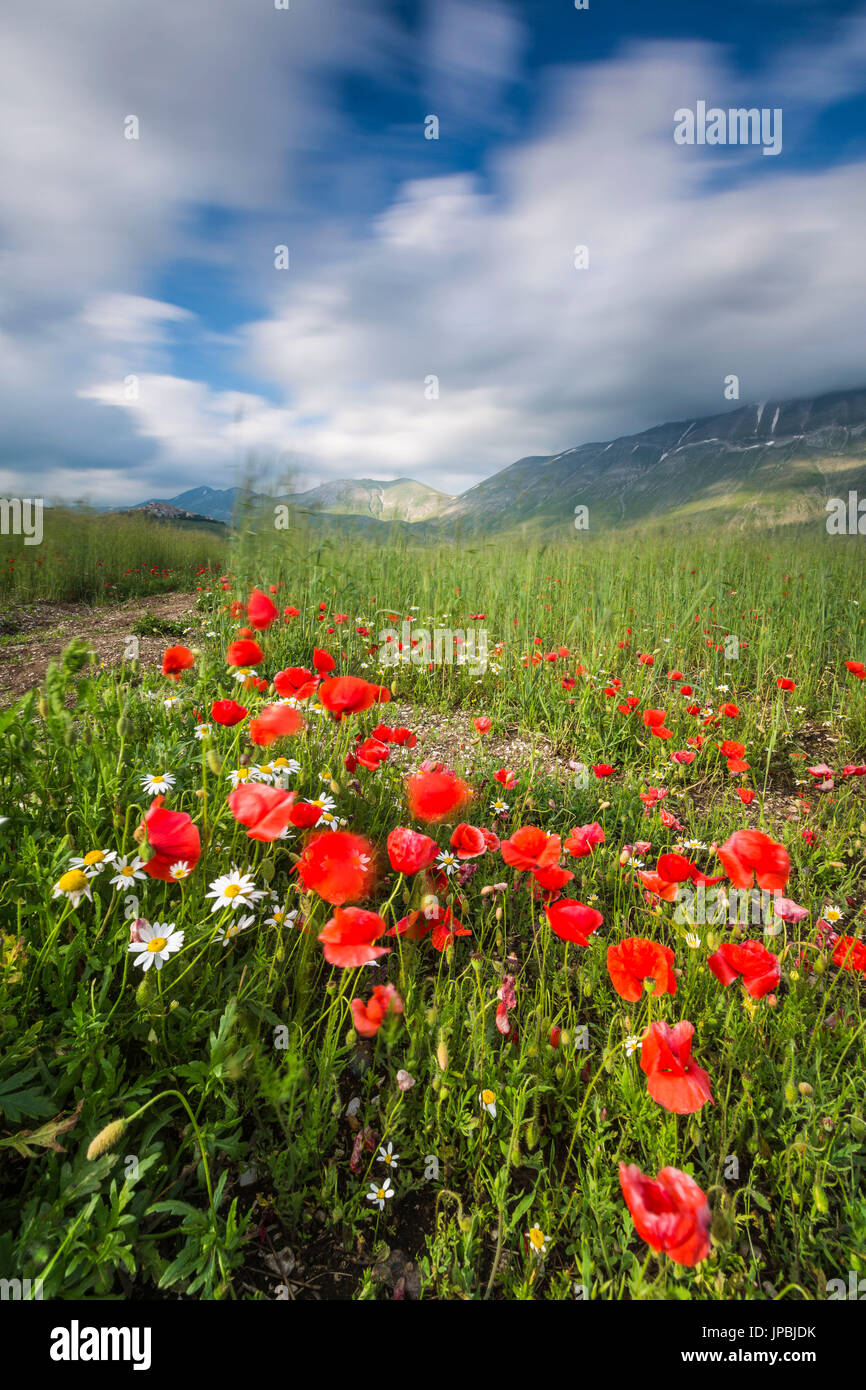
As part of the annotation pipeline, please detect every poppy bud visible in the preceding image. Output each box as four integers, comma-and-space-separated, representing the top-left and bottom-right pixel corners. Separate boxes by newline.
37, 695, 48, 719
436, 1038, 449, 1071
798, 1081, 813, 1097
116, 715, 133, 738
86, 1117, 128, 1161
812, 1183, 828, 1214
260, 860, 275, 883
329, 780, 340, 796
206, 750, 223, 776
345, 1028, 356, 1048
850, 1116, 866, 1140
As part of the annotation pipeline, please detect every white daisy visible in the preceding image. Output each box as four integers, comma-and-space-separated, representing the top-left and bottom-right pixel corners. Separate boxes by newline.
52, 869, 93, 908
527, 1226, 548, 1256
109, 855, 146, 889
205, 869, 265, 913
377, 1142, 399, 1169
70, 848, 118, 877
436, 851, 458, 875
251, 763, 277, 784
226, 767, 253, 788
623, 1034, 642, 1058
128, 921, 184, 971
232, 666, 257, 684
215, 913, 255, 946
169, 860, 193, 881
490, 799, 509, 814
265, 906, 298, 929
480, 1089, 497, 1118
140, 772, 176, 796
366, 1178, 394, 1212
194, 724, 211, 740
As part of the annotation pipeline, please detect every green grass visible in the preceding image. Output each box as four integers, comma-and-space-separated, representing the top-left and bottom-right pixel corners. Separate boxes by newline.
0, 507, 225, 604
0, 526, 864, 1300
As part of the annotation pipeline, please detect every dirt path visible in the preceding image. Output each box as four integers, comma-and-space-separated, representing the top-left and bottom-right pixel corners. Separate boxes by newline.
0, 592, 200, 704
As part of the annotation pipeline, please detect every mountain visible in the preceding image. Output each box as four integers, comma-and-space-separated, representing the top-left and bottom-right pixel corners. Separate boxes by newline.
128, 386, 866, 537
433, 387, 866, 534
133, 478, 451, 525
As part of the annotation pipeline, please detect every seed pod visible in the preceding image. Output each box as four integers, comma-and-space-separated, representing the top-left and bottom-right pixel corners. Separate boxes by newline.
798, 1081, 814, 1097
436, 1038, 449, 1072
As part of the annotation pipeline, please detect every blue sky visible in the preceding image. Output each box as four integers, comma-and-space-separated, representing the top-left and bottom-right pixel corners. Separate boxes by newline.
2, 0, 866, 505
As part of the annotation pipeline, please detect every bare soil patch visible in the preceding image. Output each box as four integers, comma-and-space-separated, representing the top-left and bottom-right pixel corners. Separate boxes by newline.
0, 592, 200, 705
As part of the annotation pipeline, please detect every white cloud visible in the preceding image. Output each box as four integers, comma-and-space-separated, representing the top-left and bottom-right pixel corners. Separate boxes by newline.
3, 4, 866, 504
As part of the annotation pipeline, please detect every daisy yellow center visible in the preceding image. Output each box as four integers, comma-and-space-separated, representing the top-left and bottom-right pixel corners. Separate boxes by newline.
120, 866, 135, 877
236, 769, 250, 781
59, 870, 88, 892
377, 1188, 386, 1200
529, 1228, 545, 1250
83, 850, 104, 866
147, 937, 167, 953
481, 1090, 495, 1106
224, 884, 241, 899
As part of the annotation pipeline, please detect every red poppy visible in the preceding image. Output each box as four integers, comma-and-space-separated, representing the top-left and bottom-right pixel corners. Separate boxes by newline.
161, 645, 195, 681
429, 906, 472, 952
670, 750, 695, 765
141, 797, 201, 880
349, 736, 390, 771
406, 769, 471, 823
831, 935, 866, 972
473, 716, 492, 735
319, 675, 390, 720
226, 639, 263, 668
564, 822, 605, 858
717, 829, 790, 892
736, 787, 756, 805
494, 768, 517, 789
777, 677, 796, 691
450, 823, 487, 859
720, 702, 740, 718
638, 852, 723, 902
592, 764, 615, 778
247, 588, 279, 630
619, 1163, 711, 1266
228, 783, 297, 841
351, 983, 403, 1037
640, 1020, 712, 1114
642, 709, 673, 739
500, 825, 562, 872
844, 660, 865, 680
372, 724, 417, 747
708, 939, 781, 998
545, 898, 603, 944
607, 937, 676, 1001
318, 906, 389, 967
284, 605, 300, 619
248, 704, 305, 747
386, 826, 439, 875
297, 830, 375, 905
531, 863, 574, 892
273, 666, 319, 700
211, 698, 248, 726
313, 648, 336, 675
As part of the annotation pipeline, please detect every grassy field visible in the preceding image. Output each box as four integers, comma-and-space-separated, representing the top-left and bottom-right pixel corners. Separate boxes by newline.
1, 521, 865, 1300
0, 508, 225, 606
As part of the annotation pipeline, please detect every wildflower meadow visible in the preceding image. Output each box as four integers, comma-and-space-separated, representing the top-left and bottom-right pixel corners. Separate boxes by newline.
1, 524, 864, 1316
